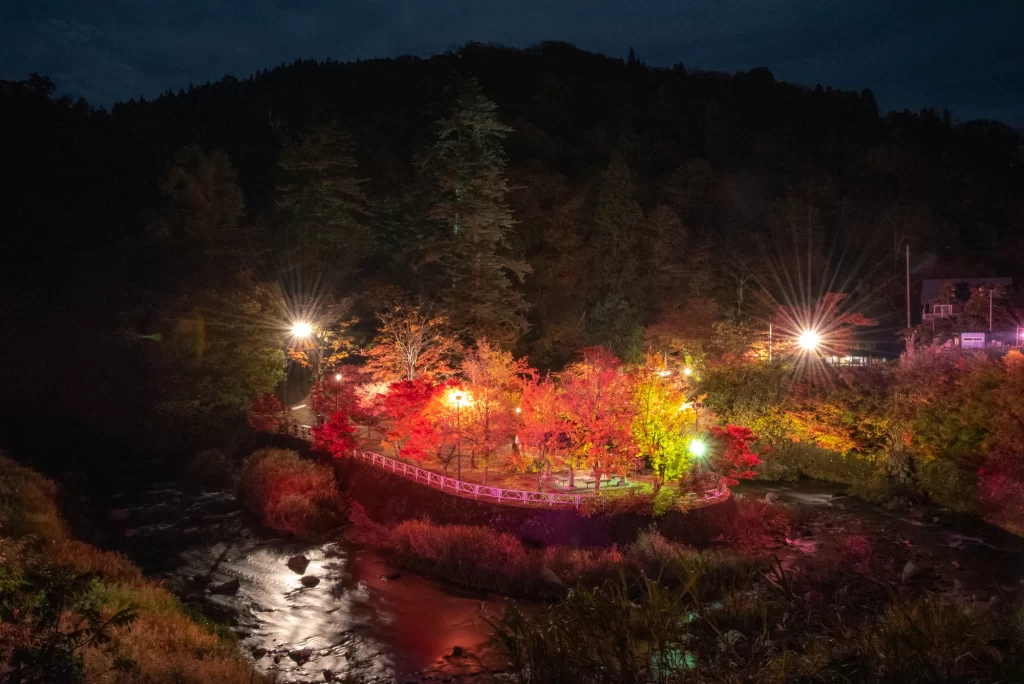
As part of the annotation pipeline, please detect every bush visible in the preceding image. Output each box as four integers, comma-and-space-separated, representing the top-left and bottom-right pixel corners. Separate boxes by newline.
767, 443, 882, 486
720, 497, 791, 546
0, 456, 269, 684
0, 453, 67, 543
388, 520, 536, 593
181, 449, 233, 492
918, 458, 979, 513
240, 448, 345, 538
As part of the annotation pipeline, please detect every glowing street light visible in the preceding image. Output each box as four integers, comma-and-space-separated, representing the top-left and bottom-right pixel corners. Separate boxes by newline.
798, 329, 821, 352
447, 390, 471, 481
334, 372, 343, 382
291, 321, 313, 338
683, 367, 693, 377
689, 439, 706, 457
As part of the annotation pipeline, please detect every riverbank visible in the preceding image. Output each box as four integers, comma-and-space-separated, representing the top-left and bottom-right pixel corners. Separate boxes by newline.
0, 453, 270, 684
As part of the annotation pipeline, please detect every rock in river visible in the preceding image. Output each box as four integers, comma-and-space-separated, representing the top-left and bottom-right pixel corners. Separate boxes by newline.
300, 575, 320, 588
287, 554, 310, 574
209, 578, 241, 595
289, 648, 313, 664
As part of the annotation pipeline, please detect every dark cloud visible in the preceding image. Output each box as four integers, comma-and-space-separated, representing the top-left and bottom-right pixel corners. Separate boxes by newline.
1, 1, 1021, 125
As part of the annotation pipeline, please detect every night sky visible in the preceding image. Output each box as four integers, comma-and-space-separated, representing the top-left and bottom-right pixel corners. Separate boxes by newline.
3, 1, 1022, 126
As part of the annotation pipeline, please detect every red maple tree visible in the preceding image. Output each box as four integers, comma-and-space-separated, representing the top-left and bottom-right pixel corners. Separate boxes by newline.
378, 378, 439, 460
311, 410, 357, 457
247, 393, 290, 433
708, 424, 763, 482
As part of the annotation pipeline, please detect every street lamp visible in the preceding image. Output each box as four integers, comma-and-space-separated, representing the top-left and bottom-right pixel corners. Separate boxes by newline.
798, 329, 821, 352
332, 372, 343, 413
291, 321, 313, 339
689, 438, 706, 458
282, 321, 313, 431
447, 390, 470, 481
683, 367, 693, 377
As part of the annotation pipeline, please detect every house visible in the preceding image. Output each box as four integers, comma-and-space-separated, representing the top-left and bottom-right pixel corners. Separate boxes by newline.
918, 277, 1021, 349
921, 277, 1013, 321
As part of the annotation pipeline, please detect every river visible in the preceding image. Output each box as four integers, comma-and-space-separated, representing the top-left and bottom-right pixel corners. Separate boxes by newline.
98, 484, 509, 683
94, 477, 1024, 683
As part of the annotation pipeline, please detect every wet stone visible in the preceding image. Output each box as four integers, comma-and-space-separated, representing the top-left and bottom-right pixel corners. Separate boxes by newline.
300, 575, 321, 588
252, 647, 267, 659
289, 648, 313, 664
287, 554, 310, 574
209, 577, 241, 595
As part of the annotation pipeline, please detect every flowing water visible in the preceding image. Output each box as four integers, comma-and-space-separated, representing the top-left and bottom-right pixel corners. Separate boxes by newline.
93, 477, 1024, 683
98, 485, 508, 683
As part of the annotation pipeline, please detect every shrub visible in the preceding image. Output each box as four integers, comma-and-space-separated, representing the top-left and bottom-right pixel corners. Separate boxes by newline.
240, 448, 345, 538
181, 449, 233, 492
720, 497, 791, 546
0, 453, 67, 543
388, 519, 535, 593
918, 458, 979, 513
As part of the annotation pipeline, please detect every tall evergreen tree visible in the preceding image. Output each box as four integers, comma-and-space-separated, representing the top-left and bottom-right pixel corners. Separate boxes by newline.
588, 149, 645, 360
422, 80, 530, 348
275, 121, 371, 282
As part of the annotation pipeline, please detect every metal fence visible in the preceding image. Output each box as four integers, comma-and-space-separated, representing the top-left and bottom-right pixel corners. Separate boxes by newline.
348, 449, 729, 511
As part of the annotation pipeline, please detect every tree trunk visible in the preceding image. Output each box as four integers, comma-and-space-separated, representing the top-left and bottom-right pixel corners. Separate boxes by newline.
483, 463, 488, 486
537, 470, 543, 490
593, 467, 602, 494
568, 468, 575, 488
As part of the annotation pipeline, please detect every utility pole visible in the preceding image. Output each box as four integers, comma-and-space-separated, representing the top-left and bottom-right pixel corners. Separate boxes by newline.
905, 245, 911, 331
989, 287, 994, 332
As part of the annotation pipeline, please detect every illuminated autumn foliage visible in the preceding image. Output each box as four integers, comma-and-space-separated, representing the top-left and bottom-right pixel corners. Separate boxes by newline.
363, 300, 462, 382
458, 340, 533, 484
707, 424, 763, 482
557, 348, 639, 492
311, 410, 357, 457
247, 392, 289, 433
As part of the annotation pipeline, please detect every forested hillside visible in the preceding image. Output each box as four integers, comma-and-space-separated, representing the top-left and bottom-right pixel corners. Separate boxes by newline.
2, 42, 1022, 454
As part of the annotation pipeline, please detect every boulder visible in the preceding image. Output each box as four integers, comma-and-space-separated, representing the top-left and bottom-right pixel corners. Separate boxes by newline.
300, 575, 321, 588
323, 669, 335, 681
764, 493, 780, 504
251, 647, 267, 660
287, 554, 310, 574
289, 648, 313, 664
901, 560, 920, 584
380, 571, 402, 581
209, 578, 240, 595
450, 645, 465, 658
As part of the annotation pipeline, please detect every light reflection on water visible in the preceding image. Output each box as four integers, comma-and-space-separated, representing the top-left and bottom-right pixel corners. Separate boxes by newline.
175, 536, 505, 682
108, 485, 507, 683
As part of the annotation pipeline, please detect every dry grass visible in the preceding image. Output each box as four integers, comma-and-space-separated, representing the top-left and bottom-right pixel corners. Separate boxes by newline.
0, 453, 270, 684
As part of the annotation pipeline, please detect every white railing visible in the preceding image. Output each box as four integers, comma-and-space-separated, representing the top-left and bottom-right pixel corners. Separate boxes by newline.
347, 449, 730, 511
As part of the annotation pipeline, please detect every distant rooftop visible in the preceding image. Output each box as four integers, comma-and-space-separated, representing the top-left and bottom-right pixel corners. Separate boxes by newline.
920, 277, 1013, 305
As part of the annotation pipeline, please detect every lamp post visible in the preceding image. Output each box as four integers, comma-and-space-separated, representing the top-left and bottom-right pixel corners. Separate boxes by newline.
333, 372, 342, 414
285, 322, 313, 430
454, 392, 464, 481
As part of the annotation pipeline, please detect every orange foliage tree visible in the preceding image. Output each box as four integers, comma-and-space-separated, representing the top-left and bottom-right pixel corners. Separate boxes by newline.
363, 300, 462, 382
458, 340, 534, 484
515, 376, 569, 489
557, 347, 639, 492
